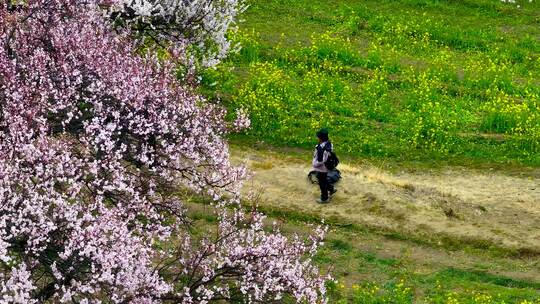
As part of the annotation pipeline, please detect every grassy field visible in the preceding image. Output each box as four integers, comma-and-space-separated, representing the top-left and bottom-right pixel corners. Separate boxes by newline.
223, 144, 540, 303
186, 177, 540, 304
196, 0, 540, 302
202, 0, 540, 166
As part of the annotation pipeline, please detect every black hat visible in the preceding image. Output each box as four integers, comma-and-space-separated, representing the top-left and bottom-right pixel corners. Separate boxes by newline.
316, 128, 329, 140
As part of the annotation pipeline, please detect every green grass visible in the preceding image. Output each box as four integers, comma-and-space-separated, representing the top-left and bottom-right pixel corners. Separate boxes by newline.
322, 244, 540, 303
434, 268, 540, 290
202, 0, 540, 166
186, 197, 540, 303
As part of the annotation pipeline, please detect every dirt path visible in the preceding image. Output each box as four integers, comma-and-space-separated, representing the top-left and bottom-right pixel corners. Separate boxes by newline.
232, 147, 540, 253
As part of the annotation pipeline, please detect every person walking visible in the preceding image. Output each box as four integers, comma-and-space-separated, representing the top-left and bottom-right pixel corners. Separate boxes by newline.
312, 128, 336, 203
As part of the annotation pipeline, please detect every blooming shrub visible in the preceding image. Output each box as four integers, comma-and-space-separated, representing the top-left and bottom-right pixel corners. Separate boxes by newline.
106, 0, 247, 71
480, 86, 540, 155
361, 69, 392, 122
402, 100, 459, 154
0, 1, 328, 302
401, 71, 459, 153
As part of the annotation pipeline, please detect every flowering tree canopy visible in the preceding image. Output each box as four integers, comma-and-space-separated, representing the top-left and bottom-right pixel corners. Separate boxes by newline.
0, 1, 327, 303
106, 0, 247, 72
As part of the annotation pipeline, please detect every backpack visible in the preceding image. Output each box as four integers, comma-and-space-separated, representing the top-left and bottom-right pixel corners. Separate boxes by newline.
324, 150, 339, 170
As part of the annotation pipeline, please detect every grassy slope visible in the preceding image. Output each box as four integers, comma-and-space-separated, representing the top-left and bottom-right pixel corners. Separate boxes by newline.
179, 144, 540, 302
227, 144, 540, 303
186, 196, 540, 303
202, 0, 540, 167
196, 0, 540, 302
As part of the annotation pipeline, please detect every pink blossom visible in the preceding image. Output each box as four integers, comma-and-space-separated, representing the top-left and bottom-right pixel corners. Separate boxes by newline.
0, 1, 328, 302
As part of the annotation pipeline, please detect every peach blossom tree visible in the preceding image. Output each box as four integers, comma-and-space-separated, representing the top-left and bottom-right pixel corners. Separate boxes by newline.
0, 1, 328, 302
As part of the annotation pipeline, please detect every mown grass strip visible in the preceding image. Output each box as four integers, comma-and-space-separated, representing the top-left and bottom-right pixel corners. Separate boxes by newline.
184, 190, 540, 259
